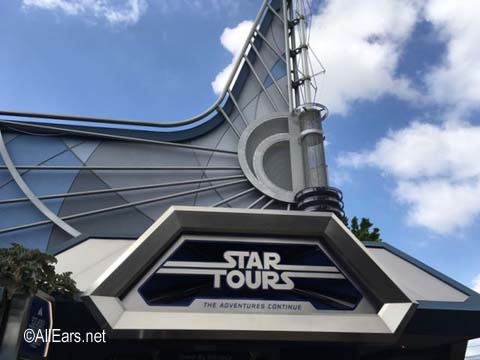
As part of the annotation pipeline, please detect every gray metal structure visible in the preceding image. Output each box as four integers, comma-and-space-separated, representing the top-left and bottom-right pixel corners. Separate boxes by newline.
1, 1, 480, 359
0, 0, 340, 250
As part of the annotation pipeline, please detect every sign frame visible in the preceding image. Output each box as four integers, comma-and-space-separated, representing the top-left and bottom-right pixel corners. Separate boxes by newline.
84, 206, 416, 343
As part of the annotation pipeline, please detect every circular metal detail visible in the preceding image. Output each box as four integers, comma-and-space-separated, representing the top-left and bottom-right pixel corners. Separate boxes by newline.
295, 102, 329, 121
299, 128, 324, 141
238, 114, 295, 203
295, 186, 344, 219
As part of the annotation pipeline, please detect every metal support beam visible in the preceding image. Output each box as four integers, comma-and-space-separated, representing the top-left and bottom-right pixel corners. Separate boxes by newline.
283, 0, 294, 112
227, 90, 249, 127
255, 31, 287, 64
0, 119, 236, 155
212, 187, 255, 207
0, 175, 246, 205
250, 41, 289, 105
247, 195, 267, 209
243, 55, 278, 111
217, 107, 240, 138
296, 0, 313, 103
261, 198, 275, 209
0, 179, 248, 235
0, 165, 241, 171
267, 3, 285, 24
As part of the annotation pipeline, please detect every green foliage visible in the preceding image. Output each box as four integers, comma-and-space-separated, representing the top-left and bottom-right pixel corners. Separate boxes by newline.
346, 216, 382, 243
0, 243, 78, 299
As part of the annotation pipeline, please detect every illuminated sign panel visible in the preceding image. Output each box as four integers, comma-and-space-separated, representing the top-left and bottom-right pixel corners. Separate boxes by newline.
138, 238, 362, 312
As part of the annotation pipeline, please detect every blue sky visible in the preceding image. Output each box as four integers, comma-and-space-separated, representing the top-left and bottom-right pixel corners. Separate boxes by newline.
1, 0, 479, 307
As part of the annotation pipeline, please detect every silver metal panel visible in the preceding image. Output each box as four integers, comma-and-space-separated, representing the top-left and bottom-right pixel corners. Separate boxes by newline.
70, 140, 100, 163
49, 169, 153, 246
367, 247, 469, 302
62, 137, 83, 148
3, 131, 18, 144
55, 239, 134, 292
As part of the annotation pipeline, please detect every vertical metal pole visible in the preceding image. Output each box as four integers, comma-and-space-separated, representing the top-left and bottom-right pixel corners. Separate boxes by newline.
291, 0, 343, 218
289, 1, 301, 107
285, 0, 306, 194
293, 0, 328, 188
283, 0, 294, 113
297, 0, 313, 103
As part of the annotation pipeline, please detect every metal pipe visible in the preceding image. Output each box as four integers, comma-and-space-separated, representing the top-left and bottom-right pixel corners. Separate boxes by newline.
0, 1, 272, 129
247, 195, 267, 209
255, 31, 287, 64
250, 42, 289, 105
0, 179, 248, 235
217, 107, 240, 138
297, 0, 313, 103
0, 165, 241, 171
243, 55, 278, 111
0, 175, 246, 205
283, 0, 294, 112
212, 188, 255, 207
261, 199, 275, 209
289, 1, 301, 107
227, 90, 249, 127
0, 119, 237, 154
267, 3, 285, 24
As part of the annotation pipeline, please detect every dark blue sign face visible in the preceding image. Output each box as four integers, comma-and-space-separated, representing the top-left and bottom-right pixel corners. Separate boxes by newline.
19, 295, 52, 359
138, 238, 362, 311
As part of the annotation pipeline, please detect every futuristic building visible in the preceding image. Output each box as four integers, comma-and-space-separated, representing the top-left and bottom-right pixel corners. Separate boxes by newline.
0, 0, 479, 359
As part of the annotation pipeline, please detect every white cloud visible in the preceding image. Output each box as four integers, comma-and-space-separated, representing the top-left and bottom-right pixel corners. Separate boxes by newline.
211, 0, 421, 111
307, 0, 480, 115
206, 0, 478, 117
339, 122, 480, 233
22, 0, 241, 25
22, 0, 147, 25
424, 0, 480, 117
211, 20, 254, 95
307, 0, 421, 114
341, 122, 480, 181
474, 274, 480, 294
155, 0, 240, 16
324, 0, 480, 233
395, 178, 480, 233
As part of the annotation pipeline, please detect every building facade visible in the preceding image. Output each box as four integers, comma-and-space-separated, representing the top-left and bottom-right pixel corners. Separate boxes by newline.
0, 0, 479, 359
